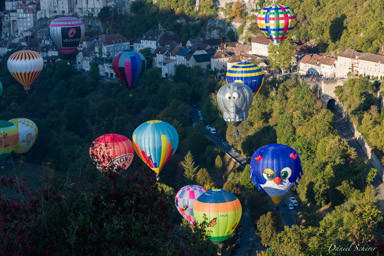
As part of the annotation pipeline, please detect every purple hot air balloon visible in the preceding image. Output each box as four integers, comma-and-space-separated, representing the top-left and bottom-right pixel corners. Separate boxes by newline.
112, 50, 146, 88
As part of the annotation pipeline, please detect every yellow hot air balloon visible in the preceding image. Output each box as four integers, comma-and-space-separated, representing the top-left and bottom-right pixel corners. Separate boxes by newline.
7, 50, 43, 91
0, 120, 19, 161
8, 118, 38, 154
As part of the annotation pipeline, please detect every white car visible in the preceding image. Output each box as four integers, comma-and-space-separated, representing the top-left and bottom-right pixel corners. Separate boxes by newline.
210, 128, 217, 134
289, 197, 298, 207
288, 203, 294, 211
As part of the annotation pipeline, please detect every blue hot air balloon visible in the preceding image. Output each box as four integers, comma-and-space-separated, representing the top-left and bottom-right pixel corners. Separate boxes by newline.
132, 120, 179, 177
226, 62, 264, 96
112, 50, 146, 88
250, 144, 303, 205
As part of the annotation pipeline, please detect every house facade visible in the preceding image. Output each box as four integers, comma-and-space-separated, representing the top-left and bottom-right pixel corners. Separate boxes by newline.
250, 34, 270, 57
299, 54, 336, 77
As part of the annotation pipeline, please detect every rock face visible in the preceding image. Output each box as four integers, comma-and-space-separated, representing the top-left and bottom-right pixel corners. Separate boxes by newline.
206, 19, 236, 39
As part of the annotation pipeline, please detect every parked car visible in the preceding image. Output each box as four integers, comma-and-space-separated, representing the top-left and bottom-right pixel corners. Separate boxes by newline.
210, 128, 217, 134
288, 203, 294, 211
289, 197, 298, 207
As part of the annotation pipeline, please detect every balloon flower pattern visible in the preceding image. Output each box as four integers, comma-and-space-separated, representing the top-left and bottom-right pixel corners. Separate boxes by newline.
257, 4, 296, 46
175, 185, 207, 225
250, 144, 303, 204
7, 50, 43, 91
89, 134, 135, 173
132, 120, 179, 177
193, 189, 242, 243
0, 121, 19, 161
8, 118, 38, 154
226, 62, 264, 96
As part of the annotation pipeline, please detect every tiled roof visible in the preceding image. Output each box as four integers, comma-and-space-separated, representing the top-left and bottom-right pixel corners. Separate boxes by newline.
176, 47, 189, 57
358, 52, 384, 64
212, 51, 232, 59
163, 59, 176, 64
300, 54, 336, 66
98, 34, 129, 46
193, 53, 213, 63
338, 49, 363, 59
251, 34, 270, 45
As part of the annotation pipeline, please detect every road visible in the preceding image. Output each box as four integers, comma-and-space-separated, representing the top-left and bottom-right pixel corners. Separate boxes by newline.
330, 106, 384, 211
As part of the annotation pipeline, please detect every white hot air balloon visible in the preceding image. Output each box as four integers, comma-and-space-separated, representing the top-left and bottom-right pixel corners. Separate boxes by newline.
8, 118, 38, 154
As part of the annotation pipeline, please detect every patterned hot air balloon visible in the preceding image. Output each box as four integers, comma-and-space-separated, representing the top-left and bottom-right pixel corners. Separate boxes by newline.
49, 17, 85, 55
193, 189, 242, 243
250, 144, 303, 205
132, 120, 178, 177
112, 50, 146, 88
89, 134, 135, 173
226, 62, 265, 96
0, 121, 19, 161
217, 82, 253, 127
7, 50, 43, 91
175, 185, 207, 225
257, 4, 296, 46
8, 118, 38, 154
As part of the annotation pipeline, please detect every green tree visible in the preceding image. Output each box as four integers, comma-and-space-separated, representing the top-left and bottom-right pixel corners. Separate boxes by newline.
214, 155, 223, 172
98, 6, 111, 23
139, 48, 153, 69
89, 63, 100, 81
195, 168, 216, 190
199, 0, 215, 16
239, 165, 254, 195
267, 39, 296, 73
256, 212, 280, 247
231, 0, 244, 18
182, 151, 199, 183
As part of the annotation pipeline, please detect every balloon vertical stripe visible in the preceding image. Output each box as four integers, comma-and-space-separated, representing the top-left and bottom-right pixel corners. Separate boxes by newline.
112, 50, 146, 88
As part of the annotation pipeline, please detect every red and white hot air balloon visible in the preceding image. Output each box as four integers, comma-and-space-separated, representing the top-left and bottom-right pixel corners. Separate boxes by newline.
7, 50, 43, 91
89, 134, 135, 173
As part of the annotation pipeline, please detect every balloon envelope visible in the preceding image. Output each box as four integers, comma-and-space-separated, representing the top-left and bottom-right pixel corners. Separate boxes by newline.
226, 62, 264, 95
257, 4, 296, 46
89, 134, 135, 173
0, 81, 3, 97
175, 185, 207, 225
193, 189, 242, 242
0, 121, 19, 161
132, 120, 178, 176
250, 144, 303, 204
7, 50, 43, 91
217, 82, 253, 126
112, 50, 146, 88
8, 118, 38, 154
49, 17, 85, 55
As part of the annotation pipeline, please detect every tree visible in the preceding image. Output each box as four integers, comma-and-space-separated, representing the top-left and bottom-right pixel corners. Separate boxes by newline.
139, 48, 153, 69
199, 0, 215, 16
182, 151, 199, 183
232, 0, 245, 18
239, 165, 254, 195
214, 155, 223, 172
195, 168, 216, 190
98, 6, 111, 23
256, 212, 280, 247
89, 63, 100, 81
223, 180, 240, 194
267, 39, 296, 73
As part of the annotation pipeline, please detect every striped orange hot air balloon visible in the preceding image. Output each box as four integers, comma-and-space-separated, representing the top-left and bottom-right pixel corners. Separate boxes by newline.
7, 50, 43, 91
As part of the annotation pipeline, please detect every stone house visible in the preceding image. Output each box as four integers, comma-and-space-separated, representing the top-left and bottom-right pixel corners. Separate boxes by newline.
299, 54, 336, 77
250, 34, 270, 57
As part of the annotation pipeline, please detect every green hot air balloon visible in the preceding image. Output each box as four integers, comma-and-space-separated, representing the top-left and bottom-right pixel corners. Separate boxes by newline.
193, 189, 242, 252
0, 120, 19, 161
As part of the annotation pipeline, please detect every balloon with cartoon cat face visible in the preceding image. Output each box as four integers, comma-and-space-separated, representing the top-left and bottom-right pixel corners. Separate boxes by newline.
250, 144, 303, 204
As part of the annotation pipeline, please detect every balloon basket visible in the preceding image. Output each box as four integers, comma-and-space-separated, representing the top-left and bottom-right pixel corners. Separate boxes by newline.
275, 206, 280, 211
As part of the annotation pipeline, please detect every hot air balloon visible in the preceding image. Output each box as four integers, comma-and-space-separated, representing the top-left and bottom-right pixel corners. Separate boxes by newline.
193, 189, 242, 252
226, 62, 265, 96
175, 185, 207, 225
8, 118, 38, 154
112, 50, 146, 88
217, 82, 253, 127
89, 134, 135, 173
250, 144, 303, 205
257, 4, 296, 46
0, 121, 19, 161
49, 17, 85, 55
7, 50, 43, 91
132, 120, 178, 178
0, 81, 3, 98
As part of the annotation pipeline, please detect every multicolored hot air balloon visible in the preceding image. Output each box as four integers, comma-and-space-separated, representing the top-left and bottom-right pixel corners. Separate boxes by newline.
175, 185, 207, 225
193, 189, 242, 244
250, 144, 303, 205
257, 4, 296, 46
132, 120, 178, 177
8, 118, 38, 154
226, 62, 264, 96
0, 81, 3, 98
217, 82, 253, 126
112, 50, 146, 88
0, 121, 19, 161
49, 17, 85, 55
89, 134, 135, 173
7, 50, 43, 91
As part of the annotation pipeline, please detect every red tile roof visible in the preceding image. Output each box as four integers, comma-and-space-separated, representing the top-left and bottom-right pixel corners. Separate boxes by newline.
251, 34, 270, 45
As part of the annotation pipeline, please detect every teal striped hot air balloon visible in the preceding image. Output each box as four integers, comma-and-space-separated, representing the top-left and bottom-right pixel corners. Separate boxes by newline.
132, 120, 179, 177
226, 62, 264, 96
0, 81, 3, 98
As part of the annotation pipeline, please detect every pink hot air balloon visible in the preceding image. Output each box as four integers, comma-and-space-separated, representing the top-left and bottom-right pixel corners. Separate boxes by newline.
175, 185, 207, 225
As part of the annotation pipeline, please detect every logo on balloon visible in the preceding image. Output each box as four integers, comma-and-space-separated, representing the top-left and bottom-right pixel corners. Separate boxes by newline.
107, 153, 134, 173
68, 28, 77, 38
